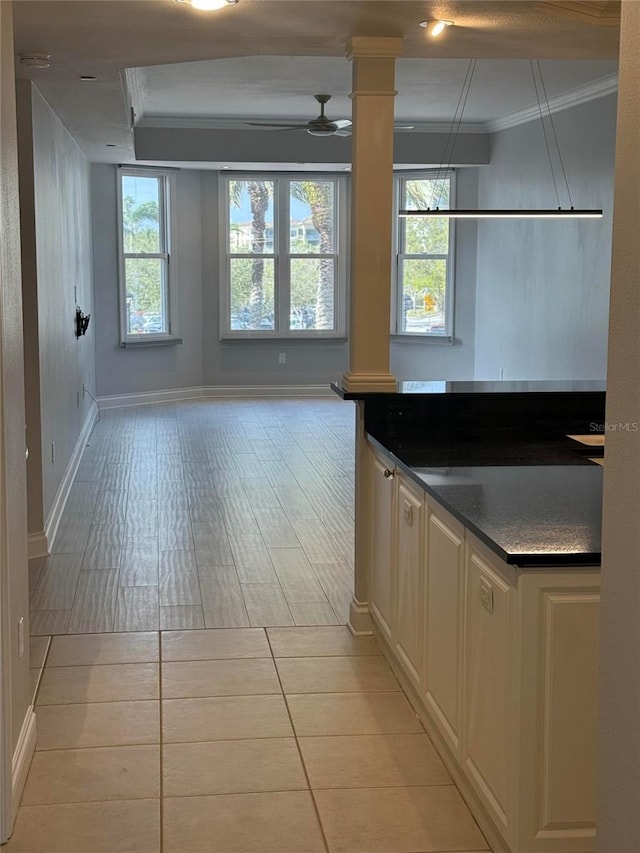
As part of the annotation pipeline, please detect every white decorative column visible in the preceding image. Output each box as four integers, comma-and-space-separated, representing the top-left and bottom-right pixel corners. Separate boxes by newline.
598, 2, 640, 849
344, 36, 402, 634
342, 35, 402, 394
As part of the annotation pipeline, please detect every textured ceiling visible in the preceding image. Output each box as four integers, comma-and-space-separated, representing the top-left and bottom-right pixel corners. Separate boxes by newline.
137, 56, 618, 124
13, 0, 620, 163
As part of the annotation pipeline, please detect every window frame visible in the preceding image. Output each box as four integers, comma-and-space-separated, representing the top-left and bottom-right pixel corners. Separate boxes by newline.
117, 167, 179, 347
391, 169, 456, 342
219, 172, 348, 340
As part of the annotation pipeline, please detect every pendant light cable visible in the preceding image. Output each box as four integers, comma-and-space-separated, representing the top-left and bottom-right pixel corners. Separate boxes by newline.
530, 60, 561, 209
536, 59, 575, 209
433, 59, 477, 209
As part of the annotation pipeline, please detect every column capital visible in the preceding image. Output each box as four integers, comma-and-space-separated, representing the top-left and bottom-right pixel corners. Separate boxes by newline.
346, 36, 404, 61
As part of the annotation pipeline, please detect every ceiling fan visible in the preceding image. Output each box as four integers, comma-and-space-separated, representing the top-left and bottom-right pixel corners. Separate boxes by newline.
246, 94, 414, 137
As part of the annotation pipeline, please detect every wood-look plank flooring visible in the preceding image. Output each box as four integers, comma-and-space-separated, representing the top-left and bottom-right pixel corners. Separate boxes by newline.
30, 398, 355, 634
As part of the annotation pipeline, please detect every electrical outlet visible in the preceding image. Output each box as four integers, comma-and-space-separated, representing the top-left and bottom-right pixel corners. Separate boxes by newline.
77, 390, 80, 409
18, 617, 24, 658
51, 441, 55, 464
278, 352, 286, 365
480, 577, 494, 614
83, 383, 86, 398
499, 367, 505, 380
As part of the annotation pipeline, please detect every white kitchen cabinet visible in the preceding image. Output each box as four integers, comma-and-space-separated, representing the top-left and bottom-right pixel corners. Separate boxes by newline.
369, 448, 396, 644
393, 476, 424, 688
365, 440, 600, 853
422, 500, 465, 757
462, 543, 516, 839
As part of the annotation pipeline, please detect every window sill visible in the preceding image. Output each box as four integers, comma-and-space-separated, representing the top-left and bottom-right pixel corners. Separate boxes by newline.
120, 335, 183, 348
391, 334, 454, 345
220, 334, 347, 343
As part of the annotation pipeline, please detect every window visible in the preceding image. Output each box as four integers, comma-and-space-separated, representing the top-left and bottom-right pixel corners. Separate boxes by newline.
393, 172, 455, 338
117, 168, 177, 345
221, 174, 347, 337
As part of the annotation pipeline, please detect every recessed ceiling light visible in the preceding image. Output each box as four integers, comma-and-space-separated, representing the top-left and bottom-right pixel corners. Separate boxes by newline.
176, 0, 238, 10
80, 75, 98, 81
19, 53, 51, 68
419, 20, 453, 37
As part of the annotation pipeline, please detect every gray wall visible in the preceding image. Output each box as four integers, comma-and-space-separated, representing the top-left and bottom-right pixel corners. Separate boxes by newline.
92, 165, 480, 396
0, 0, 31, 780
474, 93, 616, 381
134, 125, 490, 168
391, 168, 478, 381
30, 87, 96, 521
93, 164, 204, 396
16, 81, 44, 536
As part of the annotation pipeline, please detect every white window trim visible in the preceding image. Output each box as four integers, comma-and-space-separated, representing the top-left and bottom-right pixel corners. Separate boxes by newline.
391, 169, 456, 342
219, 172, 348, 340
117, 167, 180, 347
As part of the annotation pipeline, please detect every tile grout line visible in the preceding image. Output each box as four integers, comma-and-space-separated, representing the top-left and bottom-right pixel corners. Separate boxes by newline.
264, 629, 331, 853
158, 630, 164, 852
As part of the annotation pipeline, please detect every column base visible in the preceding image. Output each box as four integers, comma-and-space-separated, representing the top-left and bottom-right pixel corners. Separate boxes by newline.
347, 597, 374, 636
342, 371, 397, 393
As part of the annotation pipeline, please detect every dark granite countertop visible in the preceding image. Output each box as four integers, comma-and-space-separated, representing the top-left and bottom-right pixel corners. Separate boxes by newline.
368, 435, 603, 568
333, 379, 606, 399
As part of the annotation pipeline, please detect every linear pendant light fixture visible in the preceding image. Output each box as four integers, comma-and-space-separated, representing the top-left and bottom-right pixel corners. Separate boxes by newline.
401, 58, 603, 220
399, 209, 603, 219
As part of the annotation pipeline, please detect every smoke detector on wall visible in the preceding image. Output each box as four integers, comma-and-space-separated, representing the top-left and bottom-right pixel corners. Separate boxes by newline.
19, 53, 51, 68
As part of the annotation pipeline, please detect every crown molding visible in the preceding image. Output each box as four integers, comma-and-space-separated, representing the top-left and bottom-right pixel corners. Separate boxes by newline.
538, 0, 621, 25
486, 72, 618, 133
136, 114, 487, 134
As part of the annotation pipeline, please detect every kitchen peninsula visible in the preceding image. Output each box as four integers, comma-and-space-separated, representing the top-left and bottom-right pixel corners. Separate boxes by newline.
333, 380, 605, 853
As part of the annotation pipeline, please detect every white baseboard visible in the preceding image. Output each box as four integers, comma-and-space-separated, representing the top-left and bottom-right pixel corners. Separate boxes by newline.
98, 384, 335, 409
11, 706, 36, 828
27, 532, 48, 560
44, 401, 98, 550
348, 598, 374, 636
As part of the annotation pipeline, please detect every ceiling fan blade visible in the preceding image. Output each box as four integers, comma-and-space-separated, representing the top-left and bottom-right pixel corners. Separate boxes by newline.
333, 119, 352, 129
334, 130, 352, 137
394, 125, 415, 131
246, 122, 307, 129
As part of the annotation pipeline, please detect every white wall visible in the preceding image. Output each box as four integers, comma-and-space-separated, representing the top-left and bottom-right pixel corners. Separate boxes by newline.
474, 94, 616, 381
30, 87, 96, 522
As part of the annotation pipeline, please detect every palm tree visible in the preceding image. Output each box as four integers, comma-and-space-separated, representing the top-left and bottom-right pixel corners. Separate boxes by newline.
229, 180, 272, 327
247, 182, 270, 326
291, 181, 334, 329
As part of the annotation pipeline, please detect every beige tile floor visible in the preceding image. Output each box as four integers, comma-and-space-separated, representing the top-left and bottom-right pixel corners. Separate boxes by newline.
10, 627, 490, 853
29, 399, 356, 634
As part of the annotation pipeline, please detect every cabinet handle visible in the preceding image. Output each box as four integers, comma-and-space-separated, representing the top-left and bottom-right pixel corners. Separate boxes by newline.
403, 502, 414, 526
383, 468, 394, 479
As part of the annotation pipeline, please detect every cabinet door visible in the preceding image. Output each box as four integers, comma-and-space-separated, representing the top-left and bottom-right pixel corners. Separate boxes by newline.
423, 503, 464, 756
394, 477, 424, 688
370, 450, 395, 643
462, 545, 514, 836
